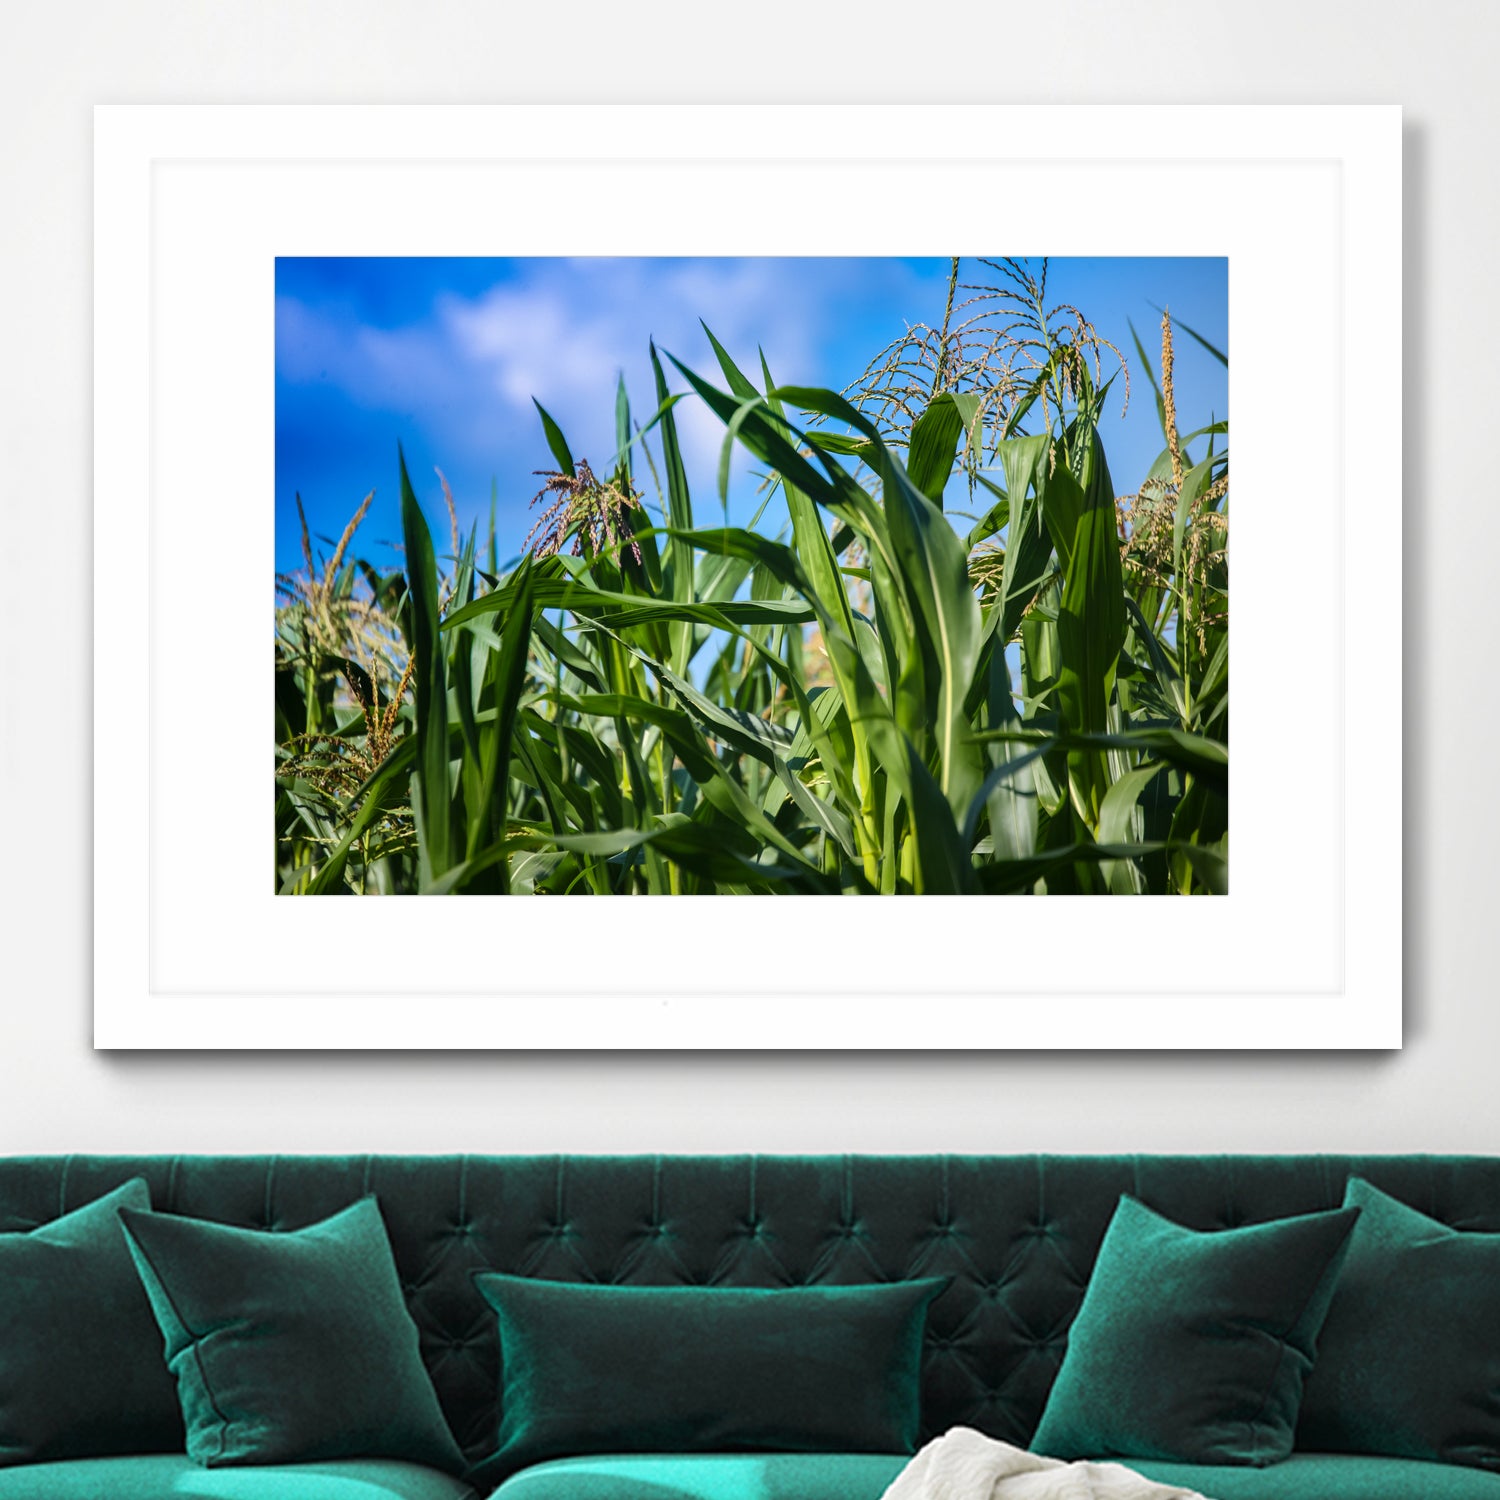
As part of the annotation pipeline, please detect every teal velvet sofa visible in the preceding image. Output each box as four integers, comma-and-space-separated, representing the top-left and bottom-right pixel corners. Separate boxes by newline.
2, 1154, 1496, 1500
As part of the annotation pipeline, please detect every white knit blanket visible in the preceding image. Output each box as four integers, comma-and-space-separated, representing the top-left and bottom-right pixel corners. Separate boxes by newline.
881, 1428, 1208, 1500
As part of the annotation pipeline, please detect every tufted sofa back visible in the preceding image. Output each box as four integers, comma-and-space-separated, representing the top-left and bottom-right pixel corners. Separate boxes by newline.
3, 1154, 1498, 1462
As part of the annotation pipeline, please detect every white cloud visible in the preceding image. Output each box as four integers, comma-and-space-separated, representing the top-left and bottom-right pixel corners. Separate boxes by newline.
439, 285, 623, 414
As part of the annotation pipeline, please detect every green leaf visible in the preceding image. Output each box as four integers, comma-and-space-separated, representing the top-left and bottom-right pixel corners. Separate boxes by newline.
718, 395, 765, 513
982, 646, 1038, 862
996, 435, 1059, 642
751, 361, 886, 880
1097, 762, 1164, 893
970, 727, 1226, 800
951, 391, 983, 471
443, 573, 812, 634
974, 841, 1164, 894
701, 322, 761, 400
398, 445, 454, 883
1172, 838, 1228, 894
1168, 778, 1229, 894
577, 597, 815, 632
460, 555, 537, 891
805, 430, 873, 458
532, 399, 575, 478
1037, 447, 1087, 578
649, 340, 696, 675
450, 526, 483, 771
905, 392, 966, 507
902, 738, 977, 893
614, 375, 632, 483
877, 450, 983, 815
459, 819, 826, 894
531, 612, 607, 694
669, 361, 857, 514
965, 474, 1009, 550
1053, 425, 1127, 828
857, 713, 975, 894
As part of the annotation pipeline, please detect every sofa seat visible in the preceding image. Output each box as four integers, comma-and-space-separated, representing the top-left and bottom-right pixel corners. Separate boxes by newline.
1125, 1453, 1500, 1499
0, 1456, 477, 1500
487, 1452, 1500, 1500
488, 1454, 909, 1500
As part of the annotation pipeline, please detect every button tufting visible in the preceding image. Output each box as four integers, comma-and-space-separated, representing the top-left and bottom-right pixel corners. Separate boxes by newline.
37, 1153, 1371, 1465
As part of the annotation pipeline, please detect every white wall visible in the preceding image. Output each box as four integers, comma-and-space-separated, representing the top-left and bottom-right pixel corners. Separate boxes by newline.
2, 1, 1495, 1157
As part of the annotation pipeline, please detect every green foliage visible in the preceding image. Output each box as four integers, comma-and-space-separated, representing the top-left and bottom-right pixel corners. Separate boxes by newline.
274, 260, 1228, 895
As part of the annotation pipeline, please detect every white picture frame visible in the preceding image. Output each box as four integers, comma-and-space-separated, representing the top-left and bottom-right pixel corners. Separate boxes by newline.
94, 104, 1401, 1049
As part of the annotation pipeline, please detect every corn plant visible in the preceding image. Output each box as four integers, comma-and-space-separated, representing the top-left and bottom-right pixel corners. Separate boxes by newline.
273, 259, 1227, 895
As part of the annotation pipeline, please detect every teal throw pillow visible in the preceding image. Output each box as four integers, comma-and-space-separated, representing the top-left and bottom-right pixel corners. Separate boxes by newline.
1031, 1195, 1359, 1467
118, 1197, 463, 1472
1297, 1177, 1500, 1469
0, 1179, 182, 1465
471, 1275, 949, 1480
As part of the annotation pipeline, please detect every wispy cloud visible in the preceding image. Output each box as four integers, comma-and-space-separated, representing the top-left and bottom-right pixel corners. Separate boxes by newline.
279, 258, 832, 464
276, 257, 864, 541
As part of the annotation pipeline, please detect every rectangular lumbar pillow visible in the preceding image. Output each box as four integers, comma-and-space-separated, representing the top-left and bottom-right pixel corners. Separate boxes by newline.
0, 1178, 183, 1465
471, 1274, 949, 1479
117, 1197, 464, 1472
1030, 1195, 1359, 1467
1297, 1177, 1500, 1469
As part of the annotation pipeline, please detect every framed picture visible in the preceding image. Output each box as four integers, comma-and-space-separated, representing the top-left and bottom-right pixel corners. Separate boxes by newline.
94, 104, 1400, 1049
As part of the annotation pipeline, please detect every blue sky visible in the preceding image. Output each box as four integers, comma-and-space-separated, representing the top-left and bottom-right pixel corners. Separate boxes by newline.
275, 256, 1227, 579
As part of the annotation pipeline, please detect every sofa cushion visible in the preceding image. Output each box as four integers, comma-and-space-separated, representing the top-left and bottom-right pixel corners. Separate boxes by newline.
0, 1455, 476, 1500
471, 1276, 947, 1481
1030, 1195, 1360, 1467
118, 1198, 464, 1472
0, 1179, 183, 1465
1124, 1453, 1500, 1499
488, 1453, 909, 1500
1297, 1178, 1500, 1469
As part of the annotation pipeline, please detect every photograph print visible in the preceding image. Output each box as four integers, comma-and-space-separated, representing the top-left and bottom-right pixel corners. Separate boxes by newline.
274, 255, 1228, 897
